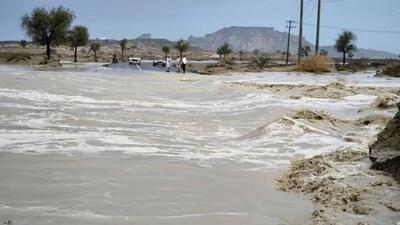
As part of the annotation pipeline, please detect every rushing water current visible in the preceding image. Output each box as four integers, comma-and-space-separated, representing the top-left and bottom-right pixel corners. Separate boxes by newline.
1, 65, 399, 168
0, 64, 399, 225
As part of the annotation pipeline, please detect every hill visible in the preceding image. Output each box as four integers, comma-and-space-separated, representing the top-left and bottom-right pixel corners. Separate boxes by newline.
188, 26, 310, 53
321, 46, 398, 59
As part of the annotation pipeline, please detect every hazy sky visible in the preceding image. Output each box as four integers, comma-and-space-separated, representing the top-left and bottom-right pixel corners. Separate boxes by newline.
1, 0, 399, 53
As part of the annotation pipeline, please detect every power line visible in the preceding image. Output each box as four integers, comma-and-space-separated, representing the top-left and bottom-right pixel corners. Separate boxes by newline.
302, 22, 400, 34
286, 20, 296, 65
305, 0, 317, 21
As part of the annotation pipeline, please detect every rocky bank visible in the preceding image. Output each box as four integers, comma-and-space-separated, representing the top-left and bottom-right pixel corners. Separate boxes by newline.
369, 104, 400, 183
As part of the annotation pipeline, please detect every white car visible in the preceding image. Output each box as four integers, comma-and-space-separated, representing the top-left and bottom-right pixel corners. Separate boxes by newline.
128, 56, 141, 65
153, 55, 166, 67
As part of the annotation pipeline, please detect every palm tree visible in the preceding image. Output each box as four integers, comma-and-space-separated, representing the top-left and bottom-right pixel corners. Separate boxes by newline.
90, 42, 101, 62
174, 39, 190, 59
217, 42, 232, 60
335, 31, 357, 65
120, 38, 128, 60
161, 46, 170, 59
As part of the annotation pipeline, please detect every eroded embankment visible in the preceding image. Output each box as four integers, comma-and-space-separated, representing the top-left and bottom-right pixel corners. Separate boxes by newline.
370, 104, 400, 183
278, 148, 400, 225
277, 109, 400, 225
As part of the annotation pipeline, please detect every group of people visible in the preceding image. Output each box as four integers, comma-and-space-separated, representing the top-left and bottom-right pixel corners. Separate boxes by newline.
165, 56, 187, 73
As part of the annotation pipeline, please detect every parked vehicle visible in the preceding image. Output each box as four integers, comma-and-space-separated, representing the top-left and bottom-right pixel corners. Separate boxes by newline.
153, 55, 166, 67
128, 55, 141, 65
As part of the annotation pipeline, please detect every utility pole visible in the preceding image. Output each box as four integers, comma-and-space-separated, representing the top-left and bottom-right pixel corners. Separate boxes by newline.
286, 20, 296, 65
298, 0, 304, 63
315, 0, 322, 55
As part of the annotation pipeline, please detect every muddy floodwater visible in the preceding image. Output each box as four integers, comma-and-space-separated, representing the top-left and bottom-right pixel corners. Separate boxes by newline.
0, 64, 399, 225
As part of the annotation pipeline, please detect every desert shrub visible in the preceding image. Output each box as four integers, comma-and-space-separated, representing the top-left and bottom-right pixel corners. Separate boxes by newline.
206, 63, 219, 69
337, 59, 370, 72
5, 53, 32, 63
224, 65, 234, 70
378, 64, 400, 77
224, 57, 236, 65
370, 61, 386, 68
296, 55, 334, 73
251, 54, 271, 69
206, 58, 236, 69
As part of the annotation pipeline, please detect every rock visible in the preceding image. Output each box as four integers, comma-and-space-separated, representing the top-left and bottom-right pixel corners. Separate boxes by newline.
352, 203, 372, 215
369, 104, 400, 183
357, 222, 369, 225
372, 92, 400, 109
384, 200, 400, 212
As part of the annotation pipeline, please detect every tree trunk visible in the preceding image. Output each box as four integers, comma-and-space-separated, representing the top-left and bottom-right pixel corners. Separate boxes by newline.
180, 51, 183, 59
74, 46, 78, 63
342, 52, 346, 66
94, 51, 98, 62
46, 42, 51, 59
121, 49, 124, 61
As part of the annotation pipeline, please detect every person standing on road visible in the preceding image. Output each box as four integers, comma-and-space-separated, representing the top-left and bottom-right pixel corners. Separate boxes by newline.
181, 56, 187, 74
175, 57, 181, 73
166, 56, 171, 72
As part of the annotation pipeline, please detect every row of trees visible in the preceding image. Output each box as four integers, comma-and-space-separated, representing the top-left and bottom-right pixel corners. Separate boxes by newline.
299, 31, 356, 65
160, 40, 190, 59
20, 6, 130, 62
21, 6, 192, 63
163, 33, 355, 65
21, 6, 357, 65
21, 6, 75, 60
21, 6, 95, 62
212, 31, 356, 66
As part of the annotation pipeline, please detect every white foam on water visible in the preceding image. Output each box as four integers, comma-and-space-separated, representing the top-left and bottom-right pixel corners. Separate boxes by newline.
0, 66, 396, 169
228, 71, 400, 88
0, 204, 111, 219
156, 212, 248, 219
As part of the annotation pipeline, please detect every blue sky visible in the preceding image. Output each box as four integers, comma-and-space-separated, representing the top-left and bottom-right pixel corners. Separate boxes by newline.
1, 0, 399, 53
